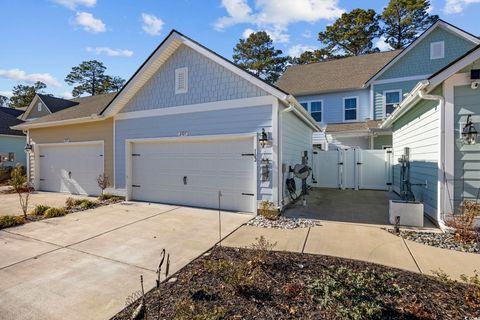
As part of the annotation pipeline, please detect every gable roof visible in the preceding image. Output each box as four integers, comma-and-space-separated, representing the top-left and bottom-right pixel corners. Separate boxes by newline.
365, 19, 480, 86
20, 94, 79, 120
276, 51, 400, 96
100, 30, 290, 117
0, 109, 25, 136
0, 107, 24, 118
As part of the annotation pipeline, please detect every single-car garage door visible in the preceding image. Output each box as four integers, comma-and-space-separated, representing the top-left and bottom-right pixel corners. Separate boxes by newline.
129, 136, 256, 213
38, 142, 104, 196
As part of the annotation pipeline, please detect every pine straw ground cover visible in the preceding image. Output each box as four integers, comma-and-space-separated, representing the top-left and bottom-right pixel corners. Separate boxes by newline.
112, 244, 479, 320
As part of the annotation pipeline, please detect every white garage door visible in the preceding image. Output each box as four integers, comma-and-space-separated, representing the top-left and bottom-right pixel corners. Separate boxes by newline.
130, 137, 256, 213
38, 142, 103, 196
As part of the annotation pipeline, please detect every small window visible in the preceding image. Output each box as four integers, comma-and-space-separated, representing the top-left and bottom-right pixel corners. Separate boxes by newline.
311, 101, 322, 122
344, 97, 358, 121
430, 41, 444, 60
175, 67, 188, 94
300, 102, 308, 110
37, 102, 42, 112
384, 90, 402, 116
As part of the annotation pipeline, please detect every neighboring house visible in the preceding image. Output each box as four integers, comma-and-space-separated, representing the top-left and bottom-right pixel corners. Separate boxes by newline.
277, 19, 480, 150
0, 107, 26, 168
381, 44, 480, 226
13, 30, 320, 213
20, 93, 78, 121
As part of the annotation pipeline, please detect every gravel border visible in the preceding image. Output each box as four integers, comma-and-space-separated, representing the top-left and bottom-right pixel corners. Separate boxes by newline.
388, 229, 479, 254
246, 215, 319, 229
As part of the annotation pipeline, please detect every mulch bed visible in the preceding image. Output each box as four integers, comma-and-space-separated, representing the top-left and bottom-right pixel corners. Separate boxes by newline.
112, 246, 479, 320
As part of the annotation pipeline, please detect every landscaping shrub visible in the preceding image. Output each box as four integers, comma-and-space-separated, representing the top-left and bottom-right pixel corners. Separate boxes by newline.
460, 271, 480, 310
43, 207, 67, 218
98, 193, 124, 202
78, 199, 98, 210
282, 280, 305, 299
0, 215, 25, 229
248, 235, 277, 267
257, 200, 279, 220
30, 205, 50, 216
65, 197, 76, 208
174, 298, 226, 320
309, 266, 402, 319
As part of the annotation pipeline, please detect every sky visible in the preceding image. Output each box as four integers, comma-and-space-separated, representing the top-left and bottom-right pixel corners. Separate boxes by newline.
1, 0, 479, 99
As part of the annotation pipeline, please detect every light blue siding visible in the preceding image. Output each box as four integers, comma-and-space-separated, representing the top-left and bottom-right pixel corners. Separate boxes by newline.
0, 135, 26, 167
296, 89, 370, 124
391, 86, 442, 220
373, 80, 420, 120
121, 45, 267, 113
453, 85, 480, 211
115, 105, 273, 201
378, 28, 476, 80
281, 111, 313, 200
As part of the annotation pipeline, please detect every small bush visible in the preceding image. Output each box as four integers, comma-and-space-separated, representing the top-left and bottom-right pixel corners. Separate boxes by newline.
30, 205, 50, 216
43, 207, 67, 218
98, 193, 124, 202
78, 199, 98, 210
0, 215, 25, 229
446, 200, 479, 244
174, 298, 226, 320
248, 236, 277, 267
203, 258, 259, 295
283, 280, 305, 299
66, 197, 98, 209
461, 270, 480, 310
432, 269, 457, 290
309, 266, 402, 319
65, 197, 76, 208
257, 200, 279, 220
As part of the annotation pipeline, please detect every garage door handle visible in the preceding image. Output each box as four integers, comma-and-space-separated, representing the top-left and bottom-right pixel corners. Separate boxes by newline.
132, 185, 141, 188
242, 193, 254, 196
338, 162, 343, 165
357, 162, 363, 165
183, 176, 187, 185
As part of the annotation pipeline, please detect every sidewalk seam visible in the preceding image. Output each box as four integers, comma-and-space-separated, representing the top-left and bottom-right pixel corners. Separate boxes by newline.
402, 237, 423, 274
301, 227, 311, 254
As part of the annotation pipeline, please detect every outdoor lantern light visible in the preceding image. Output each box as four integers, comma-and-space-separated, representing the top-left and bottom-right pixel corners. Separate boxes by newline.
24, 144, 33, 152
462, 115, 478, 145
259, 128, 268, 148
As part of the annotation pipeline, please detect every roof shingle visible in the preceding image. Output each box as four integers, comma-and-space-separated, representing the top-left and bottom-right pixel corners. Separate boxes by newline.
0, 109, 25, 136
276, 51, 401, 96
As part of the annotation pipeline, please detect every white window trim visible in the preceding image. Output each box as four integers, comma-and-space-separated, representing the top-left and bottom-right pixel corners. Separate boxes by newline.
430, 41, 445, 60
175, 67, 188, 94
382, 89, 402, 119
343, 96, 358, 122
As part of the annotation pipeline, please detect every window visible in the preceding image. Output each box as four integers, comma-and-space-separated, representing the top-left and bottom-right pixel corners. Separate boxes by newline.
430, 41, 444, 60
384, 90, 402, 116
175, 67, 188, 94
300, 102, 308, 110
343, 97, 358, 121
37, 102, 42, 112
310, 101, 322, 122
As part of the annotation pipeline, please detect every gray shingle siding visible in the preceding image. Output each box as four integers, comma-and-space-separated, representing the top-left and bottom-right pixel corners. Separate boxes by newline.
120, 45, 268, 113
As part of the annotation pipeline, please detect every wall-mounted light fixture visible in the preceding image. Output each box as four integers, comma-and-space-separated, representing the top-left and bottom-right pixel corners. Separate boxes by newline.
462, 114, 478, 145
24, 144, 33, 152
259, 128, 268, 148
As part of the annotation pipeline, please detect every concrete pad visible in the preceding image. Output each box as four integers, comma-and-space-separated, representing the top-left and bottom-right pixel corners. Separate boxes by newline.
9, 203, 176, 247
0, 191, 96, 217
222, 225, 309, 253
405, 239, 480, 280
0, 248, 156, 320
303, 222, 420, 272
0, 231, 59, 268
71, 207, 252, 272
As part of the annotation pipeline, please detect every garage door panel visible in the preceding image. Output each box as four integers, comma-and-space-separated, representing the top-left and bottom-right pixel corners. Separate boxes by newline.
38, 144, 103, 196
131, 138, 255, 213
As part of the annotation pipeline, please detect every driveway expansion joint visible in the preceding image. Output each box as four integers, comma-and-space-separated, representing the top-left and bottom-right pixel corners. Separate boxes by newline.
301, 227, 311, 254
402, 237, 423, 274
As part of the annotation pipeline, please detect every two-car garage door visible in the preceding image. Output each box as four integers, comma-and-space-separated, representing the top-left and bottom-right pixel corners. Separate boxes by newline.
38, 142, 103, 196
129, 137, 256, 213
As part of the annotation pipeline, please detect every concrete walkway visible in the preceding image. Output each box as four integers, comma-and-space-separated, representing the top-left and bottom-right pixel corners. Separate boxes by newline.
0, 202, 251, 320
223, 220, 480, 280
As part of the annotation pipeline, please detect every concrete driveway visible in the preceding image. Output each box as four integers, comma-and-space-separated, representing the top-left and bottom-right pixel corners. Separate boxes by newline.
0, 190, 95, 217
0, 202, 251, 320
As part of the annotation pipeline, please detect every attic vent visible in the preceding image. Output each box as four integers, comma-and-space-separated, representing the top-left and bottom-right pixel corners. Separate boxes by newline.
175, 67, 188, 94
37, 102, 42, 112
430, 41, 444, 60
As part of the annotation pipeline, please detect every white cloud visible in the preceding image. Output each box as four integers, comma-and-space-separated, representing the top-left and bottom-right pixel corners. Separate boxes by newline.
0, 69, 61, 87
86, 47, 134, 57
288, 44, 317, 57
75, 12, 106, 33
444, 0, 480, 13
375, 37, 392, 51
215, 0, 344, 43
241, 27, 289, 43
54, 0, 96, 10
62, 91, 74, 99
242, 28, 255, 39
0, 90, 13, 98
302, 30, 312, 38
141, 13, 164, 36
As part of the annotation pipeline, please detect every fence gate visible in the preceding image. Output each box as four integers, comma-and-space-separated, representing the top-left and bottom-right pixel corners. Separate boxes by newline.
313, 148, 392, 190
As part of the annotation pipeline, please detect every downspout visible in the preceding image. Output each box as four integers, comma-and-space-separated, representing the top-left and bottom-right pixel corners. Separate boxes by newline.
279, 104, 294, 206
418, 90, 447, 230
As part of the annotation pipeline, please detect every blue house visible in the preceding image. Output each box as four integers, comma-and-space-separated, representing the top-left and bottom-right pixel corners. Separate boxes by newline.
277, 20, 480, 150
0, 107, 26, 168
